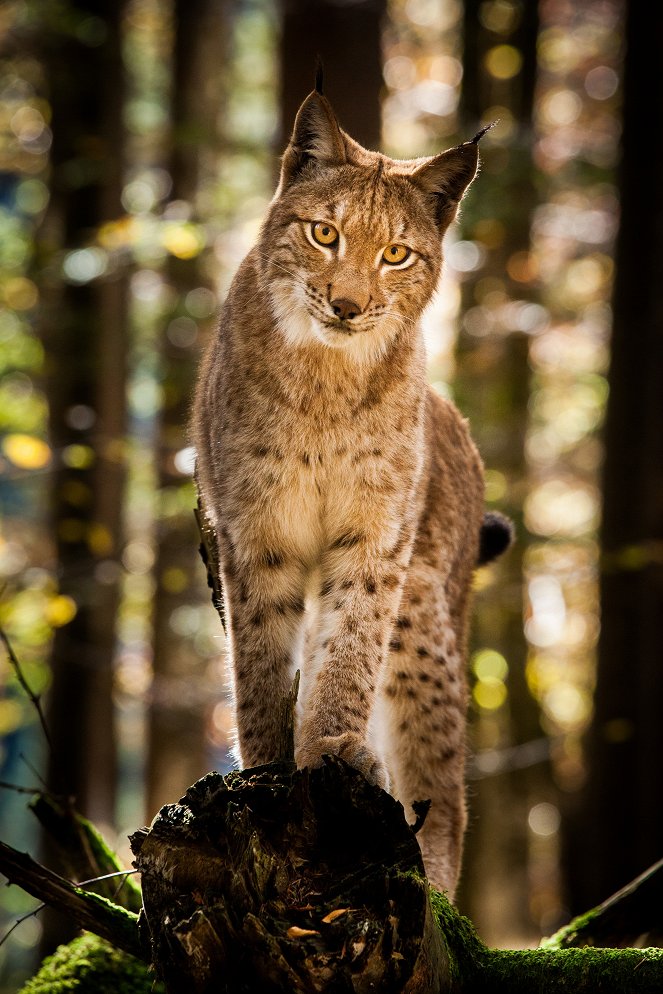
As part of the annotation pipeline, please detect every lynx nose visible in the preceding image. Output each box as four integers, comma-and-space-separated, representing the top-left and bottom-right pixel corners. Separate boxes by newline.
330, 297, 362, 321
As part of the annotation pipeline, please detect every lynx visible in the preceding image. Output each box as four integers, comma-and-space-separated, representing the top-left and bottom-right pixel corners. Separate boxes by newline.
192, 80, 511, 897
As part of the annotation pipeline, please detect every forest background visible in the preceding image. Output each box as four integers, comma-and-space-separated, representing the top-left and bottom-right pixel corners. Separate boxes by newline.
0, 0, 661, 990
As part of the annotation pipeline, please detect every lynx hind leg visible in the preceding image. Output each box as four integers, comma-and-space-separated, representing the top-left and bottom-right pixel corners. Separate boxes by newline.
378, 558, 469, 898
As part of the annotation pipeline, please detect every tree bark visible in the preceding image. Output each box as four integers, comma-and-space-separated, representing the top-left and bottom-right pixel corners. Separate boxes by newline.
279, 0, 386, 152
455, 0, 543, 939
130, 762, 663, 994
132, 760, 450, 994
146, 0, 227, 819
41, 0, 128, 824
38, 0, 129, 954
568, 0, 663, 912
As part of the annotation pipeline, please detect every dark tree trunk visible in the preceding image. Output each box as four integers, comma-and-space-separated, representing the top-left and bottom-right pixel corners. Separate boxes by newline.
455, 0, 542, 940
279, 0, 386, 151
38, 0, 128, 952
567, 0, 663, 912
146, 0, 227, 820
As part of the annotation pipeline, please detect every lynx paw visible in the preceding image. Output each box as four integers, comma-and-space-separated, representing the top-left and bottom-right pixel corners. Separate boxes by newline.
296, 732, 389, 789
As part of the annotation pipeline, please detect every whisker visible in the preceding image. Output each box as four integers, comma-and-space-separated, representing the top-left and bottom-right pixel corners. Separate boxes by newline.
253, 248, 304, 284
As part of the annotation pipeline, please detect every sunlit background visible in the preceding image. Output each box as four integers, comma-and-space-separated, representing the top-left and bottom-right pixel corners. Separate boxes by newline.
0, 0, 643, 988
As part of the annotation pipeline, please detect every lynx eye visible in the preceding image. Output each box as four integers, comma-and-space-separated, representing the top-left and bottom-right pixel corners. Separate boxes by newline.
382, 244, 411, 266
311, 222, 339, 246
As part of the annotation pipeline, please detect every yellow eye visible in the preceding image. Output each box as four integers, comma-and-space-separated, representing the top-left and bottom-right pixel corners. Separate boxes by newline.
311, 222, 339, 246
382, 244, 410, 266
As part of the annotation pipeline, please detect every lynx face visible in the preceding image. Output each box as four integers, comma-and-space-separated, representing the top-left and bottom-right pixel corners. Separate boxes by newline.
255, 92, 480, 364
262, 167, 444, 362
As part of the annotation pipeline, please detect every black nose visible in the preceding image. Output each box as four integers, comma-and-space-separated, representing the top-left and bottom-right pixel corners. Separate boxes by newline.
330, 298, 361, 320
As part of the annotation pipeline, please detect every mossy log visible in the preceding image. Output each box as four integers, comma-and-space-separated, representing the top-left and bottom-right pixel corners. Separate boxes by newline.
19, 933, 162, 994
4, 765, 663, 992
130, 760, 663, 994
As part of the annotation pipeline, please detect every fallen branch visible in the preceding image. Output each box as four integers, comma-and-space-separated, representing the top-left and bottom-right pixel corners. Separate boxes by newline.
29, 793, 143, 913
0, 841, 144, 962
543, 856, 663, 950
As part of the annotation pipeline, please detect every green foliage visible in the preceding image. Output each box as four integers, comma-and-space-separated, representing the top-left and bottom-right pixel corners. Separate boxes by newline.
18, 934, 163, 994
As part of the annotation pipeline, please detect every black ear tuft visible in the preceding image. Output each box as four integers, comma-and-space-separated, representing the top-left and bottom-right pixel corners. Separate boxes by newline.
477, 511, 515, 566
471, 120, 499, 144
277, 89, 347, 192
315, 56, 324, 95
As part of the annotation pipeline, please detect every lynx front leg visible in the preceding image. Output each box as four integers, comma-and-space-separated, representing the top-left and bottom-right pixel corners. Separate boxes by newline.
220, 527, 307, 767
296, 532, 413, 787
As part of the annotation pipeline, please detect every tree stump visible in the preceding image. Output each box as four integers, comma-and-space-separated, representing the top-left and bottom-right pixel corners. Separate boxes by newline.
130, 758, 449, 993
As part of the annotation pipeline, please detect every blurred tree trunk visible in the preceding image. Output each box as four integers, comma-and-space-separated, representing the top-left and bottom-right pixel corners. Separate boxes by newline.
146, 0, 227, 817
38, 0, 128, 951
566, 0, 663, 913
455, 0, 543, 942
279, 0, 386, 150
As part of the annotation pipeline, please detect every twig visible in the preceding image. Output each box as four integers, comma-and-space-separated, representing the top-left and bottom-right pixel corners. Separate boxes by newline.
0, 902, 45, 949
411, 798, 432, 834
76, 868, 140, 888
0, 628, 53, 752
19, 753, 52, 794
0, 778, 45, 796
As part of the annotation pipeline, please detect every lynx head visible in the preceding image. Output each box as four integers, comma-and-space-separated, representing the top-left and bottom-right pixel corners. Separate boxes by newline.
259, 86, 483, 363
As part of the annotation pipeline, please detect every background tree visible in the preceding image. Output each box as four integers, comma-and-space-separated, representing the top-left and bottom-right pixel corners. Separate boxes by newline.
38, 0, 129, 954
279, 0, 385, 150
454, 0, 544, 942
146, 0, 228, 820
566, 0, 663, 912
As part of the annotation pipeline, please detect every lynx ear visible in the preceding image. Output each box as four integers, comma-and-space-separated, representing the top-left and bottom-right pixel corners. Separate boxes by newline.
278, 91, 347, 191
410, 140, 480, 227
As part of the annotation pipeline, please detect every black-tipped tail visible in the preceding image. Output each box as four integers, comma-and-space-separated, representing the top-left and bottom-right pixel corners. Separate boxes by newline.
477, 511, 514, 566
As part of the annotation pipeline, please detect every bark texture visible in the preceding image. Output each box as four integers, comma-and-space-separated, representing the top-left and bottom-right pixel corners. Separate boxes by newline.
131, 760, 449, 994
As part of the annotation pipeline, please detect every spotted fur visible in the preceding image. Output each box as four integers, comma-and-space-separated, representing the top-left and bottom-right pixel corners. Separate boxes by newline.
192, 89, 489, 897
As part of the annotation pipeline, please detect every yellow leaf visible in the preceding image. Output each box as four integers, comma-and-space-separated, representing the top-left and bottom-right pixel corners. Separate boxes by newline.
287, 926, 320, 939
62, 444, 95, 469
321, 908, 351, 924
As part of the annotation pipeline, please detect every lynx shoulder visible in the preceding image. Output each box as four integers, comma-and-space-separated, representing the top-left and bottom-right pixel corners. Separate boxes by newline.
192, 86, 511, 897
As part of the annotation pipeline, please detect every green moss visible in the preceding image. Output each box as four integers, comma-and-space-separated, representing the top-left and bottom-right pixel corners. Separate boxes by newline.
74, 813, 143, 913
478, 946, 663, 993
429, 886, 486, 985
429, 887, 663, 992
19, 933, 164, 994
538, 905, 600, 950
